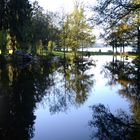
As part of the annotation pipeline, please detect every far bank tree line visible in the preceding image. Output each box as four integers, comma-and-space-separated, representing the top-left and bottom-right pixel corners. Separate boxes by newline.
0, 0, 140, 57
0, 0, 95, 57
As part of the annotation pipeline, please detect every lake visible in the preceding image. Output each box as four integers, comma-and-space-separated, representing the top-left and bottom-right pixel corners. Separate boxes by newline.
79, 46, 134, 52
0, 55, 140, 140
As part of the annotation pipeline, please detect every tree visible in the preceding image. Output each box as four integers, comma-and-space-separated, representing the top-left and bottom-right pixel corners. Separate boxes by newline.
48, 40, 53, 53
91, 0, 140, 53
105, 22, 132, 53
30, 1, 48, 54
59, 11, 70, 59
30, 1, 60, 54
0, 0, 32, 53
0, 30, 7, 54
0, 0, 9, 54
7, 0, 32, 51
0, 0, 8, 30
60, 1, 95, 58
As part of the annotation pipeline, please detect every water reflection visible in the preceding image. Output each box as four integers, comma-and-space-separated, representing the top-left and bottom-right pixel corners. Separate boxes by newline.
0, 58, 95, 139
91, 56, 140, 139
42, 60, 95, 114
0, 66, 36, 139
63, 60, 95, 104
102, 56, 140, 120
102, 56, 140, 92
89, 104, 140, 140
0, 59, 59, 139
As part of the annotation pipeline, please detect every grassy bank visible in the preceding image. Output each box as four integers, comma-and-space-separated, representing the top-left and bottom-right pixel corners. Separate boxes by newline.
52, 51, 137, 59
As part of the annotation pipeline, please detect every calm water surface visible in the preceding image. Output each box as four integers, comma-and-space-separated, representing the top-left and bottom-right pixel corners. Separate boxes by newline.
0, 55, 139, 140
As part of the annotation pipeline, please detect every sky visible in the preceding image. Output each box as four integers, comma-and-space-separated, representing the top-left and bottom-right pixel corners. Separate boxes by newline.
30, 0, 96, 13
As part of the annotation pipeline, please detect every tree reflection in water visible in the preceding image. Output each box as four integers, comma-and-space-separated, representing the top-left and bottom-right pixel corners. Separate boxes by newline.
102, 56, 140, 96
0, 66, 36, 140
0, 57, 95, 139
94, 56, 140, 140
89, 104, 140, 140
102, 56, 140, 121
0, 60, 55, 140
43, 59, 95, 114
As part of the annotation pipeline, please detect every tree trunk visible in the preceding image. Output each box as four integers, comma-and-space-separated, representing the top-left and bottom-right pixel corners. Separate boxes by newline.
112, 45, 114, 54
138, 26, 140, 55
82, 43, 83, 60
123, 45, 125, 53
115, 47, 117, 53
64, 38, 66, 60
120, 46, 122, 56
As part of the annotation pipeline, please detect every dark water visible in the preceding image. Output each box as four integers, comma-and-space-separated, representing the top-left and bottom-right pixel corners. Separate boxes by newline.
0, 56, 140, 140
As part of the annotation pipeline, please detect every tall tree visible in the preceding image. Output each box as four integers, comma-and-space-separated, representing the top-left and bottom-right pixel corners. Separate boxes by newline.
0, 0, 9, 30
105, 22, 132, 53
31, 1, 59, 54
60, 1, 95, 58
0, 0, 9, 54
91, 0, 140, 53
7, 0, 32, 51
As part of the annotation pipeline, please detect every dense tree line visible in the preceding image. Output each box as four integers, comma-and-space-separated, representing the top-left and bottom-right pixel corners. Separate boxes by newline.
0, 0, 60, 55
0, 0, 32, 53
0, 0, 95, 57
30, 1, 59, 54
1, 0, 139, 57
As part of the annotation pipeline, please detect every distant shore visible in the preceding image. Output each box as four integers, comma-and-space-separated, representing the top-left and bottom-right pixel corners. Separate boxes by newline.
52, 50, 137, 59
